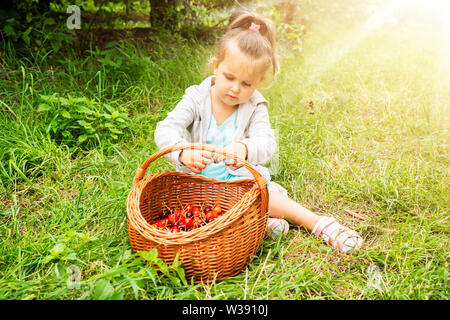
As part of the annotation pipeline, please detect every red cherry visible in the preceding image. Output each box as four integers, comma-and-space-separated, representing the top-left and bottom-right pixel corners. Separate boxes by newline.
154, 219, 162, 228
170, 226, 180, 233
192, 217, 202, 228
206, 211, 218, 221
184, 204, 193, 213
184, 217, 194, 228
158, 218, 169, 228
168, 213, 179, 224
192, 207, 201, 217
212, 205, 222, 215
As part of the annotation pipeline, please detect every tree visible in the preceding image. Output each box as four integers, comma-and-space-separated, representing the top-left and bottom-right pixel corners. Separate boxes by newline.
150, 0, 177, 28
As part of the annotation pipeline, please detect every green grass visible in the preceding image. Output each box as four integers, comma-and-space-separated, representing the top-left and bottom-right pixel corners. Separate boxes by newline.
0, 0, 448, 300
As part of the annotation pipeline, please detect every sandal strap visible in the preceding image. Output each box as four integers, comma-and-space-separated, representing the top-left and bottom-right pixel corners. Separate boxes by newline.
314, 217, 362, 251
313, 217, 337, 237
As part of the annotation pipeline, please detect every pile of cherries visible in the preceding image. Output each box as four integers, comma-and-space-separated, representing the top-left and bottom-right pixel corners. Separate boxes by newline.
152, 203, 226, 233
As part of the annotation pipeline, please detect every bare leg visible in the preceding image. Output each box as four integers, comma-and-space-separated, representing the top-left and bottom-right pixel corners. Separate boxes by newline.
267, 189, 364, 252
268, 190, 321, 231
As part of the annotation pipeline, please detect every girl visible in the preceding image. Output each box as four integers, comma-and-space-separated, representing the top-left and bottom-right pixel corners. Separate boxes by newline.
154, 12, 363, 253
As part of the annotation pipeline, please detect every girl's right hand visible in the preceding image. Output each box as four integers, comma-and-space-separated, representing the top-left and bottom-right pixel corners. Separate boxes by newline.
179, 149, 214, 174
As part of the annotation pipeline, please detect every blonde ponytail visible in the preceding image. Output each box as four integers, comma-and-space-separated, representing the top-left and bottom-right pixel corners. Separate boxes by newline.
216, 11, 279, 81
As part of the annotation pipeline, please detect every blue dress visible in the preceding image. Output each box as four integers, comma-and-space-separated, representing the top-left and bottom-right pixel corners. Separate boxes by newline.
196, 109, 271, 187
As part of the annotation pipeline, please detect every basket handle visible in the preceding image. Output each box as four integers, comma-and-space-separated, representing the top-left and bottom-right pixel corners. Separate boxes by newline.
134, 143, 268, 200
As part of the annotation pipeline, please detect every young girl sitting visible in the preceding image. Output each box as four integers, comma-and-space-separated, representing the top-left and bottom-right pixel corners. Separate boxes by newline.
154, 12, 363, 253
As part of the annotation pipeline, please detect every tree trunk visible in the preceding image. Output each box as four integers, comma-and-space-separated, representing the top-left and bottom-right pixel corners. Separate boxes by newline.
149, 0, 167, 28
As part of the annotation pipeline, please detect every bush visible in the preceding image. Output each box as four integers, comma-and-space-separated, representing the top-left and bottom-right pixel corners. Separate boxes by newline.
37, 93, 130, 149
0, 7, 74, 57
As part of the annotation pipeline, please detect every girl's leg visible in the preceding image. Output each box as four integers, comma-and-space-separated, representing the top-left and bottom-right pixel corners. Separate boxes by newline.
268, 189, 321, 231
268, 190, 363, 253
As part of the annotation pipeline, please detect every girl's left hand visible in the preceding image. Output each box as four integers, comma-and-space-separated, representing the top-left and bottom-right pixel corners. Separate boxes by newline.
214, 142, 248, 168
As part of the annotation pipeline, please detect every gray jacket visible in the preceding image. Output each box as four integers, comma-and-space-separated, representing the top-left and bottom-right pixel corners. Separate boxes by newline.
154, 76, 276, 179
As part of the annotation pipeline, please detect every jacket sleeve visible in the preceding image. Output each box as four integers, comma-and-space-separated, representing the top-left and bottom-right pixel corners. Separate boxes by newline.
237, 102, 276, 165
154, 93, 197, 165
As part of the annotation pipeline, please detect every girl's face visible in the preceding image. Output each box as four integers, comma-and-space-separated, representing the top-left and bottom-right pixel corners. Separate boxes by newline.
212, 42, 267, 108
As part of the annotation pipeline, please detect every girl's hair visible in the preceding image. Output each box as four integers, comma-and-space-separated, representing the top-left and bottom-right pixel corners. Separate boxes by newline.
216, 11, 279, 81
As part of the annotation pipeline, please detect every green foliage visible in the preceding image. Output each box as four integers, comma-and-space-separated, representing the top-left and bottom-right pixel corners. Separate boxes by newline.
161, 0, 240, 31
277, 22, 305, 53
37, 93, 129, 149
255, 0, 306, 53
85, 249, 188, 300
0, 2, 74, 57
43, 231, 95, 264
87, 40, 156, 80
0, 118, 68, 188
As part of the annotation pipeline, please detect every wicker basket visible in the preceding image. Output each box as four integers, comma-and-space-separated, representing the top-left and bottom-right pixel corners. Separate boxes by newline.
126, 143, 269, 283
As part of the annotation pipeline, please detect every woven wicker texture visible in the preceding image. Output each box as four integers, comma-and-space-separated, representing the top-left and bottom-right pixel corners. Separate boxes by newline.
127, 143, 269, 283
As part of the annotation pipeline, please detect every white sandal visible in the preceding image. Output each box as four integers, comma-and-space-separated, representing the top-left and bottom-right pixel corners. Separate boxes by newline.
265, 217, 290, 240
312, 217, 363, 253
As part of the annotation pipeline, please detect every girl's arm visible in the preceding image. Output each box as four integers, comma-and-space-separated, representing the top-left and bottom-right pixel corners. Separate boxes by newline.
237, 103, 276, 165
154, 94, 196, 165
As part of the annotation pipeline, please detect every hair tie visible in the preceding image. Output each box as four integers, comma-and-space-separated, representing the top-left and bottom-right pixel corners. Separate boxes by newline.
249, 22, 261, 32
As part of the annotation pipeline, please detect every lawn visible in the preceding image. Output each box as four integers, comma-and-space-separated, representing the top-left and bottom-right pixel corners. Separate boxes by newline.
0, 0, 448, 300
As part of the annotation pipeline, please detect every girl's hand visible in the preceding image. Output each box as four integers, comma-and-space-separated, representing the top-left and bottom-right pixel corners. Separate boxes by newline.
214, 142, 248, 168
179, 149, 214, 174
